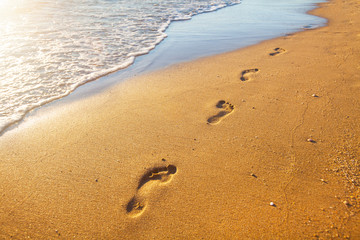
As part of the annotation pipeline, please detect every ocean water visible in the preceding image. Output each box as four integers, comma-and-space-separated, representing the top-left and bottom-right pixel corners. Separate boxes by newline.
0, 0, 241, 134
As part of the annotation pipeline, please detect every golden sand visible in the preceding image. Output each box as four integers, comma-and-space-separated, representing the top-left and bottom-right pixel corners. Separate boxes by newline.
0, 0, 359, 238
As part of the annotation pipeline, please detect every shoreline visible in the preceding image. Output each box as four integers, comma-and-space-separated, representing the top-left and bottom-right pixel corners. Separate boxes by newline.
1, 0, 360, 238
0, 0, 326, 136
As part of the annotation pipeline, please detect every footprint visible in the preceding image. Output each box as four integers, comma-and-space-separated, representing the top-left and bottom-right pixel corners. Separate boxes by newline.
126, 164, 177, 218
240, 68, 259, 81
207, 100, 234, 125
269, 47, 286, 56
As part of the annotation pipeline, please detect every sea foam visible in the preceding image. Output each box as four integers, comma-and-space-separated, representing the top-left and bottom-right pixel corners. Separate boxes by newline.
0, 0, 241, 134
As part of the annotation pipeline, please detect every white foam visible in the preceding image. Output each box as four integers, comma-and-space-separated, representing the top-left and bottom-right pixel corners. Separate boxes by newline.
0, 0, 241, 134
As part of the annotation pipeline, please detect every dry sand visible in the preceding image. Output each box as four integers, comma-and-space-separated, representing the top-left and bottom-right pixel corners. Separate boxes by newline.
1, 0, 360, 238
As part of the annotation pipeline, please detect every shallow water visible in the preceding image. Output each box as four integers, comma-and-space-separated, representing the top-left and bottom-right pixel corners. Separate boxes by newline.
0, 0, 240, 133
71, 0, 326, 99
136, 0, 327, 72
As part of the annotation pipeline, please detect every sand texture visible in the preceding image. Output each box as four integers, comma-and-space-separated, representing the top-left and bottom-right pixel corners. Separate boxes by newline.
0, 0, 360, 238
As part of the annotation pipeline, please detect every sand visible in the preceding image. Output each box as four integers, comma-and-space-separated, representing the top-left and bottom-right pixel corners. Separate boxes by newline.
0, 0, 360, 238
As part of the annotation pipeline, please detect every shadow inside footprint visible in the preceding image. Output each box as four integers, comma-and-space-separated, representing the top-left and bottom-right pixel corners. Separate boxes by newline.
240, 68, 259, 81
207, 100, 234, 125
126, 196, 146, 217
269, 47, 286, 56
137, 165, 177, 190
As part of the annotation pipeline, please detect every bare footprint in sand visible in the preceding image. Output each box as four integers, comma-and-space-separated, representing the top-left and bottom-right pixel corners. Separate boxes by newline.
126, 164, 177, 217
240, 68, 259, 81
269, 47, 286, 56
207, 100, 234, 125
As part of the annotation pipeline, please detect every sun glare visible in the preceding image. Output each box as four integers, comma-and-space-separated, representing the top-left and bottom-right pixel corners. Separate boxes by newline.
0, 0, 28, 16
0, 0, 12, 8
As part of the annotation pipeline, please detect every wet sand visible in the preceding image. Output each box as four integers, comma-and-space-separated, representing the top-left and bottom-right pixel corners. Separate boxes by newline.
0, 0, 359, 238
